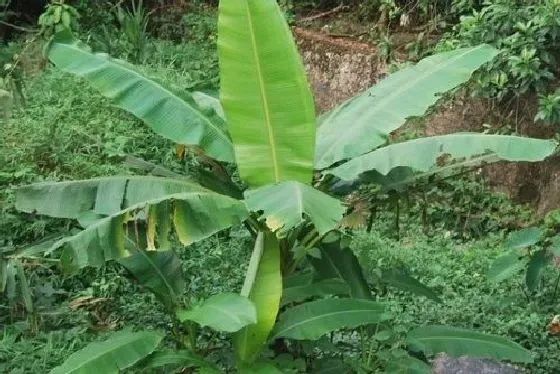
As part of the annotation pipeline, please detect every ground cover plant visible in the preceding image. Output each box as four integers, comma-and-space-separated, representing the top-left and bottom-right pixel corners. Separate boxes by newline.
2, 1, 560, 373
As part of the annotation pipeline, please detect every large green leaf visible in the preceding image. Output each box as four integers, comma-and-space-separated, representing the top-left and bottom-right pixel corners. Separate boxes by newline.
218, 0, 316, 187
310, 234, 372, 300
487, 250, 527, 283
33, 190, 247, 271
118, 249, 185, 310
330, 134, 558, 182
234, 231, 282, 363
49, 330, 163, 374
380, 268, 442, 303
244, 182, 346, 236
506, 227, 543, 249
177, 293, 257, 333
407, 325, 534, 363
47, 38, 234, 162
316, 45, 499, 168
271, 298, 391, 340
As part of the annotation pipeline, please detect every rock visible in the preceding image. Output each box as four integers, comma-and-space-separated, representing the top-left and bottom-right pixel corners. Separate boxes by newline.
433, 354, 524, 374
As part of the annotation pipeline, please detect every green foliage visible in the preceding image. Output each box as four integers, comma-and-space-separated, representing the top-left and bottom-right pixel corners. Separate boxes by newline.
48, 330, 163, 374
38, 2, 80, 38
176, 293, 256, 333
272, 298, 391, 340
6, 1, 558, 372
439, 0, 560, 109
115, 0, 151, 63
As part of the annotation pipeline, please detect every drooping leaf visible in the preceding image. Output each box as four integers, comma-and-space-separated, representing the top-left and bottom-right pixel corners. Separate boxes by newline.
41, 190, 247, 271
15, 176, 208, 219
407, 325, 533, 363
487, 251, 527, 283
244, 182, 346, 236
143, 349, 216, 371
316, 45, 499, 168
47, 38, 234, 162
271, 298, 391, 340
177, 293, 257, 333
380, 268, 442, 303
218, 0, 316, 187
526, 250, 548, 292
506, 227, 543, 249
310, 234, 372, 300
234, 231, 282, 363
329, 134, 557, 182
281, 278, 349, 307
118, 249, 185, 310
49, 330, 164, 374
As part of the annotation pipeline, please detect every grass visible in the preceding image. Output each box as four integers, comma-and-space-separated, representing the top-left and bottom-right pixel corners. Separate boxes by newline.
1, 18, 560, 373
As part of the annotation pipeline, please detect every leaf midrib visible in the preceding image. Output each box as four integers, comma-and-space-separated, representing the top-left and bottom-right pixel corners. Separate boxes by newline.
274, 307, 385, 338
244, 2, 280, 181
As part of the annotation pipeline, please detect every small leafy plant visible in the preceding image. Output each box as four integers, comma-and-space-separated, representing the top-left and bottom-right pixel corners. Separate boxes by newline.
14, 0, 558, 372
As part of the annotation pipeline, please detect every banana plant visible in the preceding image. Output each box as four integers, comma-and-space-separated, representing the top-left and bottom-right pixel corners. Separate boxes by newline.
15, 0, 557, 371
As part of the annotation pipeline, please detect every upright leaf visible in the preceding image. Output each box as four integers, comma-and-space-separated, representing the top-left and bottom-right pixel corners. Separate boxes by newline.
316, 45, 499, 168
47, 38, 235, 162
330, 134, 557, 182
218, 0, 316, 187
118, 249, 185, 309
234, 231, 282, 363
407, 326, 533, 363
49, 330, 163, 374
244, 182, 346, 236
526, 250, 548, 292
177, 293, 257, 333
271, 298, 391, 340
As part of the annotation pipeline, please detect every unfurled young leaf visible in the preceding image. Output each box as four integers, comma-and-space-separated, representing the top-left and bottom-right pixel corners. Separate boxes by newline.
407, 326, 533, 363
176, 293, 257, 333
234, 231, 282, 363
271, 298, 391, 340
